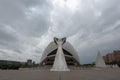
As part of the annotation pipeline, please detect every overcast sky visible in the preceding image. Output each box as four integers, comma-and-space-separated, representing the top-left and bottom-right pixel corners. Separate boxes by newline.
0, 0, 120, 64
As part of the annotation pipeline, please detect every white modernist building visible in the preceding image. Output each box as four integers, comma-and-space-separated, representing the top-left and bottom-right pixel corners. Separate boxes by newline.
40, 37, 80, 69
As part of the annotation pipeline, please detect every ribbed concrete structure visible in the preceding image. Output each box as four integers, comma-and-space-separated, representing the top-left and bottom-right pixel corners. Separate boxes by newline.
40, 37, 80, 68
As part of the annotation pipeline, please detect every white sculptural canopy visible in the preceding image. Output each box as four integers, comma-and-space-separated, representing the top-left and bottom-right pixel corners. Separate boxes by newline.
40, 37, 80, 66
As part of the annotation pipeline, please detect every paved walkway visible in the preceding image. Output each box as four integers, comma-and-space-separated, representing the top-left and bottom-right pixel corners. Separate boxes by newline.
0, 69, 120, 80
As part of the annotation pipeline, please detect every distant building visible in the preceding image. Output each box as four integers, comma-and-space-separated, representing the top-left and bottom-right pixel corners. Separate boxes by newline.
0, 59, 36, 69
106, 53, 114, 63
0, 60, 21, 69
114, 50, 120, 62
103, 50, 120, 63
0, 60, 20, 66
27, 59, 33, 66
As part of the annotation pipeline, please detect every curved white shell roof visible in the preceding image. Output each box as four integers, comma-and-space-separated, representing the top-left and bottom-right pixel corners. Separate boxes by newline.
40, 41, 80, 64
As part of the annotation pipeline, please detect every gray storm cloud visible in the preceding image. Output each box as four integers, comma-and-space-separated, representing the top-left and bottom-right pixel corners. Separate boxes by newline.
0, 0, 120, 63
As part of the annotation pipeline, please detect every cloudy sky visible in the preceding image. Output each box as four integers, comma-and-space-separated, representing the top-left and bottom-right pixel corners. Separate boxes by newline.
0, 0, 120, 64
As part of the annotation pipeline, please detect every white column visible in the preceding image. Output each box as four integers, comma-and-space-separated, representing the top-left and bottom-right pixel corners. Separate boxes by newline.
51, 38, 70, 71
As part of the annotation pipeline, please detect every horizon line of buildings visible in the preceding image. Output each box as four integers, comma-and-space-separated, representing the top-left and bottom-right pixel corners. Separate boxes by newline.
103, 50, 120, 64
0, 59, 35, 67
0, 50, 120, 66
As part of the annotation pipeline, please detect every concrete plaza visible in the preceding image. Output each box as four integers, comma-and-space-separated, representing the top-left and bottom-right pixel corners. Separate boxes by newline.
0, 69, 120, 80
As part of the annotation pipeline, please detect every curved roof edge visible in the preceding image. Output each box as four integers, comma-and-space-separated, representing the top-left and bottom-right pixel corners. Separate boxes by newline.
40, 41, 80, 64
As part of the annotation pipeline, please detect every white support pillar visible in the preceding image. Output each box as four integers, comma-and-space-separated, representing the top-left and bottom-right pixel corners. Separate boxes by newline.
51, 37, 70, 71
